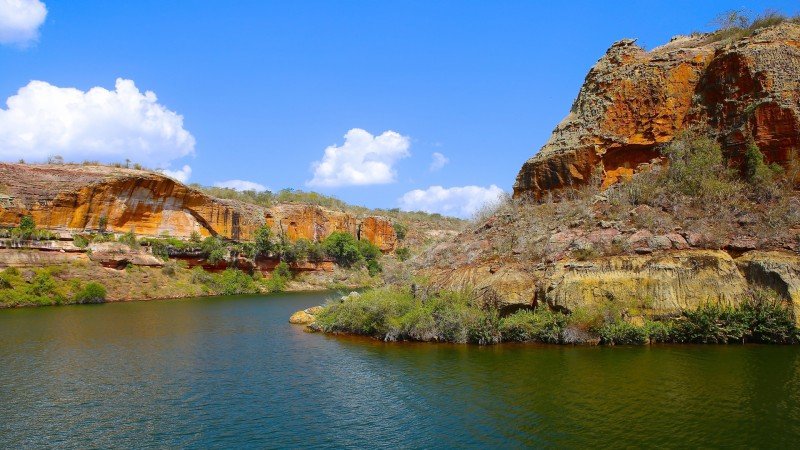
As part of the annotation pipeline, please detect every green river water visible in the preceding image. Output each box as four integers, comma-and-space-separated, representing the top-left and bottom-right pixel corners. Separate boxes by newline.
1, 292, 799, 448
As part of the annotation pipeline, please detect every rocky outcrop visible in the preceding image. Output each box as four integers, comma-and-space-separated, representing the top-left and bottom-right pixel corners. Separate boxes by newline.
0, 163, 396, 251
427, 250, 800, 322
289, 306, 323, 325
540, 250, 747, 313
514, 23, 800, 199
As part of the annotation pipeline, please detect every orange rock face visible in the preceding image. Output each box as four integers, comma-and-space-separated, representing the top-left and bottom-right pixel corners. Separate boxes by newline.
514, 23, 800, 199
0, 163, 396, 251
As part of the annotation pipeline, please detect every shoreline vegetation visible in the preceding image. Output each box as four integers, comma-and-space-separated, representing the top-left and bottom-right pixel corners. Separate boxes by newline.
309, 287, 799, 346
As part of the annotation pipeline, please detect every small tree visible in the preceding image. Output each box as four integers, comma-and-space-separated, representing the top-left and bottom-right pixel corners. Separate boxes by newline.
19, 215, 35, 235
252, 225, 275, 259
393, 222, 408, 241
322, 231, 361, 267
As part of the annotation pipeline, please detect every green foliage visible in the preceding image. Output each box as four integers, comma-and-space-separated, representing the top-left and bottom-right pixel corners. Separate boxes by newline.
393, 222, 408, 240
499, 309, 568, 343
213, 269, 255, 295
189, 230, 202, 243
161, 260, 179, 276
74, 282, 107, 304
73, 235, 90, 249
201, 236, 227, 265
273, 261, 292, 279
315, 288, 504, 344
19, 216, 35, 234
662, 134, 737, 199
366, 259, 383, 276
190, 266, 213, 284
281, 238, 324, 263
599, 321, 649, 345
322, 232, 362, 267
118, 230, 138, 248
252, 225, 275, 258
395, 247, 411, 261
27, 271, 57, 297
743, 140, 783, 198
98, 215, 108, 232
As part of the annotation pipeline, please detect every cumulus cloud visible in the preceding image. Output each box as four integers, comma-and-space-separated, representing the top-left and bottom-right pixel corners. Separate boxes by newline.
0, 78, 195, 167
398, 185, 506, 218
429, 152, 449, 171
0, 0, 47, 46
213, 179, 267, 192
307, 128, 410, 187
160, 165, 192, 184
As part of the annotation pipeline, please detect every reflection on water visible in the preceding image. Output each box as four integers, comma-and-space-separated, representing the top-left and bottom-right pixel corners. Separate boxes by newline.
1, 293, 799, 448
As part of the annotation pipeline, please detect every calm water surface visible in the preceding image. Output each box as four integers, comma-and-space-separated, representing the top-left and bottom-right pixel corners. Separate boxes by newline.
1, 292, 800, 448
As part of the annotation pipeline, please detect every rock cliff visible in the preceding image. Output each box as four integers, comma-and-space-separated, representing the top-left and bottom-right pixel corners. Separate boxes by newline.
514, 23, 800, 199
0, 163, 396, 251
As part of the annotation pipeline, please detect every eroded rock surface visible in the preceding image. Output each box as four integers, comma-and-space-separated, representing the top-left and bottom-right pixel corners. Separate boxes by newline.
514, 23, 800, 199
0, 163, 395, 250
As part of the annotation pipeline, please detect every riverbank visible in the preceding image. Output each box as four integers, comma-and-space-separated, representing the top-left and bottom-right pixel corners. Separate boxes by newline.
0, 259, 377, 308
296, 287, 800, 346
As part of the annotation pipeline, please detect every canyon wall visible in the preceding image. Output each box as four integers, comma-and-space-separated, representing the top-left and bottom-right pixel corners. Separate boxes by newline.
0, 163, 396, 251
514, 23, 800, 199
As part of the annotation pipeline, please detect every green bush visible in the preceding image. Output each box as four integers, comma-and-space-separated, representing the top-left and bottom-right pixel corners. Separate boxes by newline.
118, 230, 138, 248
499, 309, 567, 343
393, 222, 408, 240
315, 288, 501, 344
73, 235, 90, 249
273, 261, 292, 279
599, 321, 649, 345
322, 232, 362, 267
395, 247, 411, 261
27, 271, 57, 297
213, 269, 255, 295
74, 282, 107, 304
252, 225, 275, 258
202, 237, 227, 265
190, 266, 213, 284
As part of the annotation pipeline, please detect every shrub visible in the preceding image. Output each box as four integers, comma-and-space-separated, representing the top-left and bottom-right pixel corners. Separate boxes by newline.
189, 230, 202, 243
598, 321, 649, 345
499, 309, 567, 343
273, 261, 292, 279
74, 282, 107, 304
323, 232, 362, 267
190, 266, 213, 284
252, 225, 275, 258
395, 247, 411, 261
393, 222, 408, 240
161, 260, 178, 276
366, 259, 382, 277
73, 235, 90, 249
214, 269, 255, 295
27, 271, 57, 297
202, 237, 227, 265
119, 230, 138, 248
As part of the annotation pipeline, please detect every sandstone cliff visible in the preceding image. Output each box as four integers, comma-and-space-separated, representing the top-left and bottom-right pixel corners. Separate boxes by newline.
514, 22, 800, 199
0, 163, 396, 251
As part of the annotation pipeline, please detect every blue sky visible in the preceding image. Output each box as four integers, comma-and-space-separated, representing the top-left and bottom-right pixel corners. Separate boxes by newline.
1, 0, 798, 217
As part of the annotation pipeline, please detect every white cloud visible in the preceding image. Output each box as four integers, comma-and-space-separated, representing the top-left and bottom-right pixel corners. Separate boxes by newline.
213, 179, 267, 192
0, 78, 195, 167
160, 165, 192, 184
398, 185, 505, 219
429, 152, 449, 171
0, 0, 47, 46
307, 128, 410, 187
